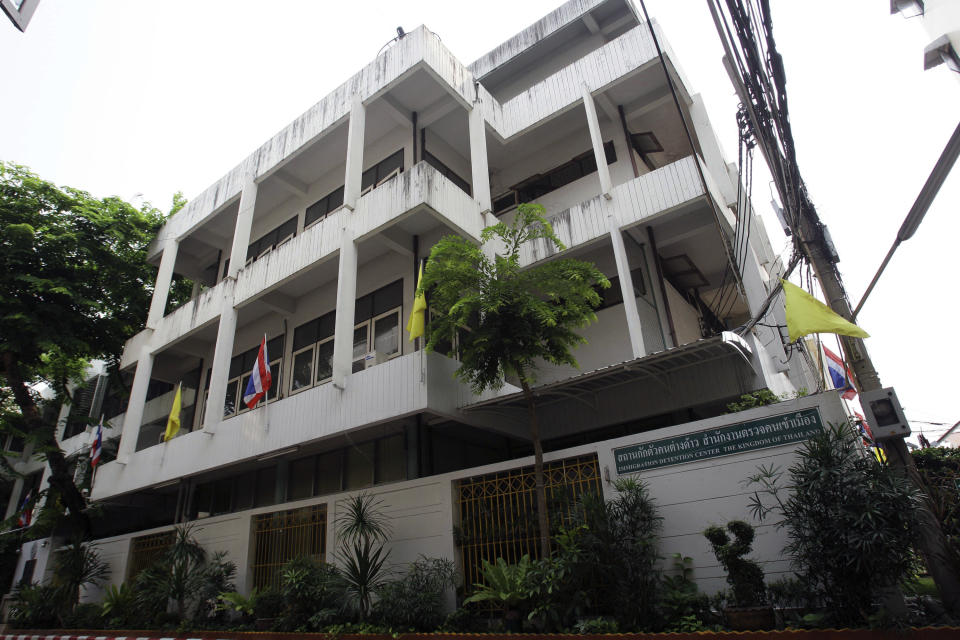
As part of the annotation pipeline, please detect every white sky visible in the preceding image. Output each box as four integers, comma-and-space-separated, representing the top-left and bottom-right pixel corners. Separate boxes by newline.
3, 1, 959, 441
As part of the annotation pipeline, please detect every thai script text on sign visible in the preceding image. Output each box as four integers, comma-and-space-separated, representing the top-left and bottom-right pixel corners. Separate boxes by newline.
613, 408, 823, 474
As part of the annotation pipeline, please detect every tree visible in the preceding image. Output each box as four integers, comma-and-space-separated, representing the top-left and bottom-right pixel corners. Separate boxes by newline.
419, 203, 609, 556
0, 161, 167, 535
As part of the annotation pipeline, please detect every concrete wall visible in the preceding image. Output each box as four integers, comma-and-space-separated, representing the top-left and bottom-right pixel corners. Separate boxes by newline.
79, 392, 845, 602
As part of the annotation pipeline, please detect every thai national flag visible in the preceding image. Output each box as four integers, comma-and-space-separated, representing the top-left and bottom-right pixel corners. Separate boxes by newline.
17, 491, 32, 528
243, 335, 272, 410
824, 346, 856, 400
90, 416, 103, 470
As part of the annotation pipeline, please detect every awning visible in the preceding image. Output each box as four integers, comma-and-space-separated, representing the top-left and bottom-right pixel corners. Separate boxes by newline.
462, 331, 754, 413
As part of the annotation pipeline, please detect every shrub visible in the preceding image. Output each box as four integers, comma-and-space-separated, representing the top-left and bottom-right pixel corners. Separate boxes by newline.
659, 553, 711, 629
749, 422, 923, 624
575, 477, 662, 630
703, 520, 767, 608
278, 556, 345, 630
10, 583, 59, 629
252, 585, 284, 620
336, 494, 392, 621
373, 556, 457, 631
61, 602, 105, 629
101, 582, 142, 628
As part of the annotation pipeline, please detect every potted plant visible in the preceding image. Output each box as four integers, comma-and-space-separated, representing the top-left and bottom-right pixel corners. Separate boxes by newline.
704, 520, 775, 630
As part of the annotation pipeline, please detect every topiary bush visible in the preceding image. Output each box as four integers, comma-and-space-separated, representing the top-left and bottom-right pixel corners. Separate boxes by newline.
704, 520, 767, 608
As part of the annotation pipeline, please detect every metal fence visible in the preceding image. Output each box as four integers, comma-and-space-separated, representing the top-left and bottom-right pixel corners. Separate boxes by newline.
127, 530, 175, 580
456, 453, 601, 590
251, 503, 327, 590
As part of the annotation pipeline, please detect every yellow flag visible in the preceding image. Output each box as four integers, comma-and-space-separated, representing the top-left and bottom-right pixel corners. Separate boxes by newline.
782, 280, 869, 342
406, 264, 427, 341
164, 383, 182, 442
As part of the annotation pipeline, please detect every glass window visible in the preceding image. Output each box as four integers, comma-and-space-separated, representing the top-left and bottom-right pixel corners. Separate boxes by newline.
291, 348, 314, 393
224, 379, 239, 417
345, 442, 375, 489
353, 324, 368, 360
373, 311, 399, 356
268, 360, 281, 400
235, 471, 256, 511
316, 340, 334, 382
316, 451, 342, 494
240, 374, 252, 410
288, 456, 315, 501
376, 433, 406, 484
255, 466, 277, 507
193, 483, 213, 518
212, 478, 233, 515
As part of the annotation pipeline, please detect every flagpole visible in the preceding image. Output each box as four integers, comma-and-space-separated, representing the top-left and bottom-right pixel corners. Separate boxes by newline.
263, 333, 271, 433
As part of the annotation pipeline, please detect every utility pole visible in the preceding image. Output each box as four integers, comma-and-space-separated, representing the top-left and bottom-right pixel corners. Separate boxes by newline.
706, 0, 960, 615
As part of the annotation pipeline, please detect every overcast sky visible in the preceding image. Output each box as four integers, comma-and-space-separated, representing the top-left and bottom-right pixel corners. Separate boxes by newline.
3, 1, 958, 441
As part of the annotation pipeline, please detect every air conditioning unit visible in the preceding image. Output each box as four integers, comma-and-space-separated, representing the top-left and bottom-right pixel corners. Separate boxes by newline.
363, 351, 390, 369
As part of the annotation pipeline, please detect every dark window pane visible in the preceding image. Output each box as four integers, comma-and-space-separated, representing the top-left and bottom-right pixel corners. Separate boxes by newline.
268, 361, 281, 400
317, 311, 336, 341
316, 341, 334, 382
235, 472, 256, 511
212, 479, 233, 515
379, 149, 403, 179
267, 335, 284, 359
229, 354, 243, 379
288, 456, 315, 500
224, 379, 238, 417
241, 374, 252, 408
305, 199, 328, 227
345, 442, 375, 489
293, 319, 319, 351
376, 434, 406, 484
316, 451, 342, 494
353, 325, 369, 360
372, 279, 403, 316
373, 313, 399, 357
255, 466, 277, 507
193, 483, 213, 518
328, 186, 344, 210
355, 293, 373, 323
291, 349, 314, 392
361, 166, 376, 191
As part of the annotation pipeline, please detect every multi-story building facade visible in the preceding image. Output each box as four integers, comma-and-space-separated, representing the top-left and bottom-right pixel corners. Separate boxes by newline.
8, 0, 842, 598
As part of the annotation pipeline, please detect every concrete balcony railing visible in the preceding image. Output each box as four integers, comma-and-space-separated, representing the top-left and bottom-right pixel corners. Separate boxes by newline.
91, 350, 517, 501
519, 154, 709, 266
233, 161, 482, 306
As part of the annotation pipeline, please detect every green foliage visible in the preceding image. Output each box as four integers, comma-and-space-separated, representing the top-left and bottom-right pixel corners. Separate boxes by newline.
525, 525, 590, 630
0, 161, 170, 535
660, 553, 711, 630
437, 604, 489, 633
335, 493, 391, 621
912, 446, 960, 575
572, 477, 662, 630
278, 556, 345, 630
61, 602, 105, 629
9, 583, 60, 629
421, 202, 608, 393
373, 556, 457, 631
50, 539, 111, 617
101, 582, 141, 627
573, 617, 619, 633
463, 555, 534, 612
252, 585, 285, 620
132, 524, 235, 625
217, 589, 259, 618
704, 521, 767, 608
748, 422, 923, 624
726, 389, 780, 413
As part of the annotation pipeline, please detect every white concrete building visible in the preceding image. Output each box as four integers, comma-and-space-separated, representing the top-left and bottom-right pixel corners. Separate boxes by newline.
9, 0, 837, 600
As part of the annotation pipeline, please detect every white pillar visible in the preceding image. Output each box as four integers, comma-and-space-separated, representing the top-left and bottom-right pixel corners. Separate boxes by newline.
205, 299, 238, 434
331, 228, 358, 389
116, 342, 155, 464
343, 94, 366, 210
228, 177, 258, 279
608, 218, 646, 359
147, 236, 179, 329
468, 105, 492, 215
582, 84, 612, 199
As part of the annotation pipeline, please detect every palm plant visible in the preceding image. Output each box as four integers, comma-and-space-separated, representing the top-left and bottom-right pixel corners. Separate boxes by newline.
50, 538, 110, 619
336, 493, 392, 620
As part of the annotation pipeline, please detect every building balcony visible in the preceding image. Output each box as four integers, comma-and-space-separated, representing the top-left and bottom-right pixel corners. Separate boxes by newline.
91, 350, 519, 500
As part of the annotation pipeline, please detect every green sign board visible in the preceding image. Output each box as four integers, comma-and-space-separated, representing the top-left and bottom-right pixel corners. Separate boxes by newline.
614, 408, 824, 474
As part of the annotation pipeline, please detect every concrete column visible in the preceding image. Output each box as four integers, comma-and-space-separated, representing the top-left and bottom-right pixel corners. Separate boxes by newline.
582, 84, 613, 199
331, 229, 358, 389
468, 105, 492, 214
4, 477, 23, 520
228, 177, 258, 279
205, 300, 239, 434
343, 94, 366, 210
608, 218, 645, 359
116, 342, 155, 464
642, 239, 674, 349
147, 236, 179, 329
